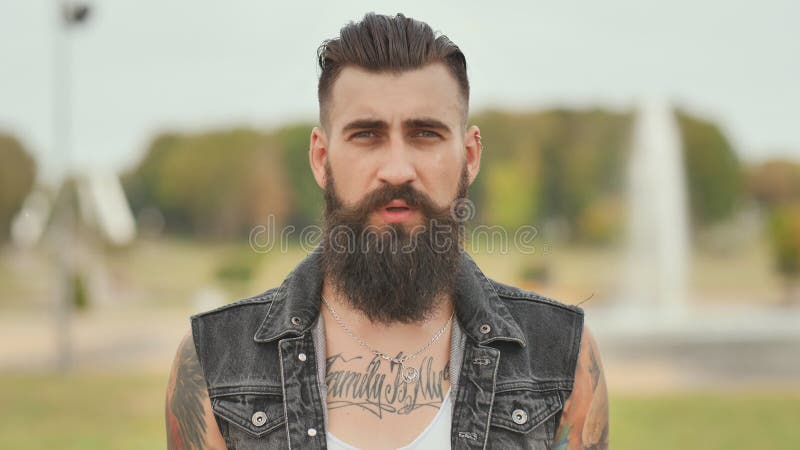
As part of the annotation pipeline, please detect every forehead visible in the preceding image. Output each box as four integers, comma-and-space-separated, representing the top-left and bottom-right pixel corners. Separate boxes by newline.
327, 63, 463, 133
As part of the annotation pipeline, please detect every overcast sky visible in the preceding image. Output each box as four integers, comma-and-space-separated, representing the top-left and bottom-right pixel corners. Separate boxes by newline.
1, 0, 798, 182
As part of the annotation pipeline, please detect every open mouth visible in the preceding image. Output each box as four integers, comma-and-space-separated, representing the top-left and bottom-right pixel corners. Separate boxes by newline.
377, 200, 416, 223
383, 199, 413, 211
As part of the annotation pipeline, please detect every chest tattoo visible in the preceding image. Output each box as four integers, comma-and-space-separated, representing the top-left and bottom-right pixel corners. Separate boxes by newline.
325, 353, 450, 418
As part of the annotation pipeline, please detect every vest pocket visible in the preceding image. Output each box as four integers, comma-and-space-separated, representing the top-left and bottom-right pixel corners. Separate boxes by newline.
210, 392, 286, 437
490, 388, 563, 439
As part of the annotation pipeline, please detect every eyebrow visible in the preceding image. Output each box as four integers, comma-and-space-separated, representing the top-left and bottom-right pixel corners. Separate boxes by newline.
340, 117, 452, 136
404, 118, 451, 134
341, 119, 388, 134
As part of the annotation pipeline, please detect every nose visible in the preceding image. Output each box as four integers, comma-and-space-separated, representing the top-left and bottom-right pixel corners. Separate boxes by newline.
375, 137, 417, 186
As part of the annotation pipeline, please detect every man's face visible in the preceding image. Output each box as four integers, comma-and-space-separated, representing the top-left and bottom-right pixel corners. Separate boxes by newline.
310, 62, 481, 324
318, 63, 472, 228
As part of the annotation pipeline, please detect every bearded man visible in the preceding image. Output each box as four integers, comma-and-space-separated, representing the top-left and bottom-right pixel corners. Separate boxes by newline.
166, 12, 608, 450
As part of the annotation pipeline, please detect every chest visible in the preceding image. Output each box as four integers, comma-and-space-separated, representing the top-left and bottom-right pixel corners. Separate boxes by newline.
323, 348, 452, 449
204, 323, 567, 450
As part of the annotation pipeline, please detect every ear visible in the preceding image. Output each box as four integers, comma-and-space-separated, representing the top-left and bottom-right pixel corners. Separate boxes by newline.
464, 125, 482, 186
309, 126, 329, 189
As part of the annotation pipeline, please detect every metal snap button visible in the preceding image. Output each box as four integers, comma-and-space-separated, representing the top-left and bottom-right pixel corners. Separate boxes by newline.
307, 427, 318, 437
291, 316, 303, 326
512, 409, 528, 425
251, 411, 268, 427
479, 324, 491, 334
298, 352, 307, 362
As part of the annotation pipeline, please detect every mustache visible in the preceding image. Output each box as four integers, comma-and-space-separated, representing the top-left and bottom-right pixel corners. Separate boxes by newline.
326, 181, 452, 225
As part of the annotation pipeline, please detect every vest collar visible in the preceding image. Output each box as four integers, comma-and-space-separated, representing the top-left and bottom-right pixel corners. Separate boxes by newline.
253, 243, 527, 348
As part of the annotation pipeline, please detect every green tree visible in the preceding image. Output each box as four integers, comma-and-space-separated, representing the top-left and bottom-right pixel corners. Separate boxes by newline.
767, 202, 800, 304
124, 128, 289, 238
121, 107, 745, 245
677, 111, 744, 228
0, 133, 36, 242
748, 158, 800, 304
747, 159, 800, 208
471, 108, 631, 243
274, 124, 324, 228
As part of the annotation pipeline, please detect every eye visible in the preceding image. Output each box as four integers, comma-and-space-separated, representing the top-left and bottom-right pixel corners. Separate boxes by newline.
352, 130, 377, 139
414, 130, 441, 138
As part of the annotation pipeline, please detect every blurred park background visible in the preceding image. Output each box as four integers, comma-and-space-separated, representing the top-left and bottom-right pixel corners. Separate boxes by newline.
1, 1, 799, 449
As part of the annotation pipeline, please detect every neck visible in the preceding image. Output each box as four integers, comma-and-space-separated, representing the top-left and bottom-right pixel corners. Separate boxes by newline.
320, 276, 455, 353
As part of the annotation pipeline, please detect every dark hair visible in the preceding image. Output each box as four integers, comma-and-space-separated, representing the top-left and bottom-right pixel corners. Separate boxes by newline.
317, 12, 469, 128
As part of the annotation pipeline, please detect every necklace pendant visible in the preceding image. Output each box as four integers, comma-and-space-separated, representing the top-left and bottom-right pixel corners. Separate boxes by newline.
401, 364, 419, 384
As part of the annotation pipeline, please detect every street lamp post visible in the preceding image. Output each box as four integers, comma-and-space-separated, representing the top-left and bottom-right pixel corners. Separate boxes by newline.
52, 0, 91, 371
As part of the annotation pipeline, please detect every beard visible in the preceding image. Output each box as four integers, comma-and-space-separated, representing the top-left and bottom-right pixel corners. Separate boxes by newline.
321, 161, 470, 325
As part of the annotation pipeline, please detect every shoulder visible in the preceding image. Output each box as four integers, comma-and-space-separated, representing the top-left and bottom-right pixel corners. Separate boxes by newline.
487, 277, 586, 373
191, 286, 281, 320
166, 330, 227, 449
189, 286, 281, 338
554, 323, 609, 449
189, 286, 282, 362
490, 279, 608, 447
488, 277, 584, 319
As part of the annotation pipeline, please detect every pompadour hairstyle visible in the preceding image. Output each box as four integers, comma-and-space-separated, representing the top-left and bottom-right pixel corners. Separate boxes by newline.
316, 12, 469, 128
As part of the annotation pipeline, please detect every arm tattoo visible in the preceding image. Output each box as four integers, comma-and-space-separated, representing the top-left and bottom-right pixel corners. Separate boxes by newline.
588, 348, 601, 392
552, 423, 572, 450
582, 342, 609, 450
166, 337, 207, 450
552, 332, 609, 450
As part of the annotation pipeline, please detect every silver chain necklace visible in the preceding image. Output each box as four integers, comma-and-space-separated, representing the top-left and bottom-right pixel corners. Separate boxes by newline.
320, 295, 455, 384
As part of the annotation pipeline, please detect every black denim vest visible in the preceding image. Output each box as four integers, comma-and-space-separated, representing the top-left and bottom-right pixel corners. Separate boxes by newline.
191, 245, 584, 449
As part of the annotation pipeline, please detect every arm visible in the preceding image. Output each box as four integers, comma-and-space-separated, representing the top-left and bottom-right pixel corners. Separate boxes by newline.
552, 325, 609, 450
165, 331, 227, 450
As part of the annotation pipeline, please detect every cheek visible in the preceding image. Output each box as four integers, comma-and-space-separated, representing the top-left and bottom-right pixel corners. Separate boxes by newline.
330, 157, 373, 204
419, 160, 462, 202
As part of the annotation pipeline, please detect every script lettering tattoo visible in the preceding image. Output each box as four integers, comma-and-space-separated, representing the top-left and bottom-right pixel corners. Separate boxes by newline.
325, 353, 450, 418
166, 337, 207, 450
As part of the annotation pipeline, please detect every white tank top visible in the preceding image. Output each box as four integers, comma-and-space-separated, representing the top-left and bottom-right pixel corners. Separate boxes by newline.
326, 388, 452, 450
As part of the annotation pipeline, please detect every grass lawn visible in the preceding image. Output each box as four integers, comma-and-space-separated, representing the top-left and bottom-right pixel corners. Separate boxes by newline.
0, 373, 167, 450
611, 390, 800, 450
0, 372, 797, 449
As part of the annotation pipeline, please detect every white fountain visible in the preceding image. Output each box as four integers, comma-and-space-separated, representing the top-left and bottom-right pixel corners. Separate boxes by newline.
622, 97, 691, 322
596, 97, 800, 336
587, 98, 800, 390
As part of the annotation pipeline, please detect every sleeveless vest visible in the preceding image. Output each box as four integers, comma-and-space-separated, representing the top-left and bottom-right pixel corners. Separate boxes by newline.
191, 245, 584, 449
